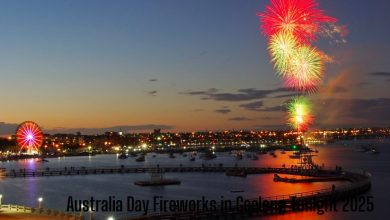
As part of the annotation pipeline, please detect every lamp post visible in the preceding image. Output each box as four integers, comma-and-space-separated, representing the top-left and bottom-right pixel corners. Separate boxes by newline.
38, 197, 43, 209
80, 204, 84, 220
89, 208, 94, 220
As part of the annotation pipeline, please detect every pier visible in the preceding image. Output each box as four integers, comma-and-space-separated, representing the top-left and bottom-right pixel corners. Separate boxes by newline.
1, 165, 347, 178
0, 165, 371, 219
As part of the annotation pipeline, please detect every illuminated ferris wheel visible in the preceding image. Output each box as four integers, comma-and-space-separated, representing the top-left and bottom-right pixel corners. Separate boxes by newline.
16, 121, 43, 154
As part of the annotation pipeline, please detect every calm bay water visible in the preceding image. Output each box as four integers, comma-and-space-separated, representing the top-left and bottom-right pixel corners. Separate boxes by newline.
0, 139, 389, 220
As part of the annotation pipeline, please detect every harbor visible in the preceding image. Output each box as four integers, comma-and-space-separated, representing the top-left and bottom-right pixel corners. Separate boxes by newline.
0, 0, 388, 219
0, 139, 386, 219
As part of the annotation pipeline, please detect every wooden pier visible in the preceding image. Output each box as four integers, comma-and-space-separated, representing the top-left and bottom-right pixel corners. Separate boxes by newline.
0, 165, 344, 178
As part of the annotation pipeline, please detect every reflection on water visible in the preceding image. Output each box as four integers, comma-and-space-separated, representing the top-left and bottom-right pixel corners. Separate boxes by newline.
0, 139, 388, 220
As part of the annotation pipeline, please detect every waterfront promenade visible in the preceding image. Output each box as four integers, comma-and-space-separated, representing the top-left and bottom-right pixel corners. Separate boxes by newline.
0, 204, 81, 220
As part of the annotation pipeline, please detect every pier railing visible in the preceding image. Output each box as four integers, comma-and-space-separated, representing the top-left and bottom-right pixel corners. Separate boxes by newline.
0, 165, 347, 178
0, 204, 82, 219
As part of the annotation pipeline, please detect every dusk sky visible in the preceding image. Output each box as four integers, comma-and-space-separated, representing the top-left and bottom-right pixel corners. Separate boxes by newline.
1, 0, 390, 134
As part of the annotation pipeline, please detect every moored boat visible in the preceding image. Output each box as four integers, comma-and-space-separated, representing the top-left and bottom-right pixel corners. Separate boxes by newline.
118, 153, 128, 159
136, 155, 145, 162
135, 170, 181, 186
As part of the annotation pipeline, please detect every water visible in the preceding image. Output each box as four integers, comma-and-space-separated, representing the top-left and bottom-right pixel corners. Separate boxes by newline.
0, 139, 388, 220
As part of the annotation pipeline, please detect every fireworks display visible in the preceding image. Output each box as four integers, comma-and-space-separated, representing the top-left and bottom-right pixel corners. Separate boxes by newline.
284, 45, 323, 92
258, 0, 344, 131
268, 31, 298, 75
259, 0, 337, 92
259, 0, 336, 43
287, 96, 313, 132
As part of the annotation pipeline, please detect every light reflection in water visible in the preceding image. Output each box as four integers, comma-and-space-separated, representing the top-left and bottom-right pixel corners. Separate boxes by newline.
26, 159, 38, 206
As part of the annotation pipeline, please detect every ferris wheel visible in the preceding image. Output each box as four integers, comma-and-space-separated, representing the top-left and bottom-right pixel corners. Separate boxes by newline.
16, 121, 43, 154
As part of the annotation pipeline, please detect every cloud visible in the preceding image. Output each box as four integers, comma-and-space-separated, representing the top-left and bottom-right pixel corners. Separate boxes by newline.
273, 93, 300, 98
315, 98, 390, 127
333, 86, 348, 93
214, 108, 231, 114
46, 124, 175, 135
148, 78, 158, 82
240, 101, 285, 112
147, 90, 157, 96
181, 87, 290, 102
340, 98, 390, 121
258, 106, 285, 112
368, 71, 390, 83
239, 101, 264, 111
182, 88, 218, 96
0, 122, 175, 135
356, 82, 370, 87
228, 117, 252, 121
370, 72, 390, 77
257, 116, 280, 120
0, 122, 19, 135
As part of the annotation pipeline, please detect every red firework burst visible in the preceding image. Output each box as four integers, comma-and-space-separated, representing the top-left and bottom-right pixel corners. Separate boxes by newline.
16, 121, 43, 153
258, 0, 337, 42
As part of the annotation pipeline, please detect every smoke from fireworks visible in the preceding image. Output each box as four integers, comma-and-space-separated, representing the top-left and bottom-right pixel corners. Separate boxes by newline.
287, 96, 313, 132
320, 23, 348, 45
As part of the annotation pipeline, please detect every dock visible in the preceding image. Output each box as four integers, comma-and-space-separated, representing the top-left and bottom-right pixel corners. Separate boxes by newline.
0, 165, 341, 178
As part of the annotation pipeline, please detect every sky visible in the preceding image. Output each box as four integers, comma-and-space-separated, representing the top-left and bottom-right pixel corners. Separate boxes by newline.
0, 0, 390, 135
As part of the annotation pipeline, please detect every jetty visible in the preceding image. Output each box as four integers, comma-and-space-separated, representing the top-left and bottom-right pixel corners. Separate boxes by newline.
0, 165, 359, 179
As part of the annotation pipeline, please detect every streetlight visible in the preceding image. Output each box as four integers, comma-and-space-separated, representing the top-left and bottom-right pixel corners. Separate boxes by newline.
107, 217, 114, 220
80, 204, 84, 217
0, 194, 3, 209
38, 197, 43, 209
89, 208, 94, 220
